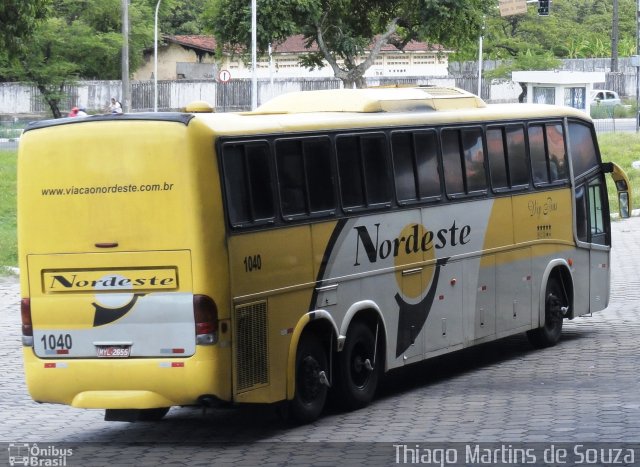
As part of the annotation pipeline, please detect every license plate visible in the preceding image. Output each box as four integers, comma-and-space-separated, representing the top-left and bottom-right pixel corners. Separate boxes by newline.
96, 345, 131, 358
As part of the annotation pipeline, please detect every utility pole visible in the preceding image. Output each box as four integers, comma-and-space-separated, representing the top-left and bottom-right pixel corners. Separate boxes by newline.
154, 0, 162, 112
251, 0, 257, 110
636, 0, 639, 132
612, 0, 619, 72
122, 0, 131, 113
478, 16, 485, 98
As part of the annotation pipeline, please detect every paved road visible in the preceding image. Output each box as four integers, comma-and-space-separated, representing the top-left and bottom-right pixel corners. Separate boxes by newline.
1, 218, 640, 466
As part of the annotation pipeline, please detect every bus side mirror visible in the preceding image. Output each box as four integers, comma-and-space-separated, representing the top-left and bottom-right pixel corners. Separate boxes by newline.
619, 192, 630, 219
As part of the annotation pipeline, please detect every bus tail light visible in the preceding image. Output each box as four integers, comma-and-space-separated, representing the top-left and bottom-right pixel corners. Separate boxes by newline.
21, 298, 34, 347
194, 294, 218, 345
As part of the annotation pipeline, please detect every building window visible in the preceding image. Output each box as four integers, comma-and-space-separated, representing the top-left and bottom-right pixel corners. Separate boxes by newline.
533, 87, 555, 104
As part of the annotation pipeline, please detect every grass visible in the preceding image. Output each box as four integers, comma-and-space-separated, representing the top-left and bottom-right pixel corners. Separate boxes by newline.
0, 149, 17, 268
0, 133, 638, 271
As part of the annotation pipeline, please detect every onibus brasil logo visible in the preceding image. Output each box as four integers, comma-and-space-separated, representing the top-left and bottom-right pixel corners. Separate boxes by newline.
8, 443, 73, 466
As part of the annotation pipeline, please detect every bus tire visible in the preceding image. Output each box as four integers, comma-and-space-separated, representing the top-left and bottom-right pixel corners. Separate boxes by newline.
290, 333, 328, 424
527, 277, 564, 348
336, 321, 380, 410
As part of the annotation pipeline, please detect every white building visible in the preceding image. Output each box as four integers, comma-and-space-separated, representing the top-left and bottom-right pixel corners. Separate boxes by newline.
511, 70, 606, 114
134, 34, 450, 81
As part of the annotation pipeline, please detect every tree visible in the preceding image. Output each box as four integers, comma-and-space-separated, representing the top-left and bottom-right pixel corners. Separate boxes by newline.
485, 52, 561, 102
205, 0, 487, 89
157, 0, 209, 35
0, 0, 153, 117
0, 0, 50, 58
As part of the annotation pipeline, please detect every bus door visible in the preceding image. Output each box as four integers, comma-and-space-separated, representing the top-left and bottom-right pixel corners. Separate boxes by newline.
575, 175, 611, 313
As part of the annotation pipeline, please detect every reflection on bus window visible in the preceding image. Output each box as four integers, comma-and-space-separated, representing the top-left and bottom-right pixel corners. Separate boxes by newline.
569, 122, 598, 177
462, 128, 487, 192
546, 124, 567, 182
415, 131, 441, 199
529, 125, 549, 184
442, 127, 486, 196
575, 184, 588, 242
506, 126, 529, 187
487, 128, 509, 189
441, 129, 465, 195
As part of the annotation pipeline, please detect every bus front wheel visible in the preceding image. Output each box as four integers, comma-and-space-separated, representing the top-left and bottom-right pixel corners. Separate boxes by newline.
290, 333, 328, 424
336, 321, 380, 410
527, 277, 565, 348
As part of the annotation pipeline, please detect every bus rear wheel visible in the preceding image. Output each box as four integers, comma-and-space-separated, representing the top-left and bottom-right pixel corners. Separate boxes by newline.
527, 277, 565, 348
290, 333, 328, 424
336, 321, 380, 410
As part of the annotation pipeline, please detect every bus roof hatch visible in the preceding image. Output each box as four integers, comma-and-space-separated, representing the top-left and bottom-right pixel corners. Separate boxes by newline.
253, 86, 486, 114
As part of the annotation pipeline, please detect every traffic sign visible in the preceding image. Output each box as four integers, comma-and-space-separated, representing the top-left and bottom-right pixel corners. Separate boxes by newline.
218, 69, 231, 83
498, 0, 527, 17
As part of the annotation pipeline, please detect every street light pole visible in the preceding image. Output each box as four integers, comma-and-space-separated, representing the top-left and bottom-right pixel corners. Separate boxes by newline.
154, 0, 162, 112
251, 0, 257, 110
121, 0, 130, 112
478, 17, 484, 98
636, 0, 639, 132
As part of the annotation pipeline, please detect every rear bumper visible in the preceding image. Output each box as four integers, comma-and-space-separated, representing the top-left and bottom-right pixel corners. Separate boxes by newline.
23, 346, 231, 409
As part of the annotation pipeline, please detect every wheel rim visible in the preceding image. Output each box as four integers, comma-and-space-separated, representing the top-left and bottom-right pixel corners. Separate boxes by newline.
298, 355, 322, 403
350, 341, 371, 388
545, 289, 564, 331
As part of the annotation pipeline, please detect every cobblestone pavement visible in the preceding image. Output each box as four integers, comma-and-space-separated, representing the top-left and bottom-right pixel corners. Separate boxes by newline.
1, 218, 640, 466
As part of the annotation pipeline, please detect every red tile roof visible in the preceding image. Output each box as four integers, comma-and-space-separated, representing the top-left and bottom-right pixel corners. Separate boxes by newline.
166, 35, 217, 52
274, 34, 442, 53
165, 34, 443, 55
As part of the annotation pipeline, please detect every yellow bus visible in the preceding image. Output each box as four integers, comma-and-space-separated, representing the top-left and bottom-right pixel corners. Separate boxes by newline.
18, 87, 630, 423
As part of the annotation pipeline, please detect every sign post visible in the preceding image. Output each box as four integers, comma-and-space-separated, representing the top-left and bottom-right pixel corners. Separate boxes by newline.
218, 69, 231, 113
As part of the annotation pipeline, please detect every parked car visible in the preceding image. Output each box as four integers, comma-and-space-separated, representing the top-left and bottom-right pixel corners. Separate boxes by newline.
590, 90, 622, 106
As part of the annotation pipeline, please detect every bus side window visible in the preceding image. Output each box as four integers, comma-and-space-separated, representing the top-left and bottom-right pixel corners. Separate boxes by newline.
487, 127, 509, 190
391, 132, 419, 202
336, 136, 365, 208
303, 139, 335, 213
336, 133, 390, 209
276, 140, 307, 216
588, 178, 607, 245
461, 128, 487, 193
414, 131, 441, 199
528, 124, 549, 185
442, 127, 486, 197
441, 129, 465, 196
575, 184, 588, 242
546, 124, 567, 182
506, 126, 529, 188
390, 130, 440, 203
275, 138, 335, 218
222, 141, 274, 227
575, 178, 608, 245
